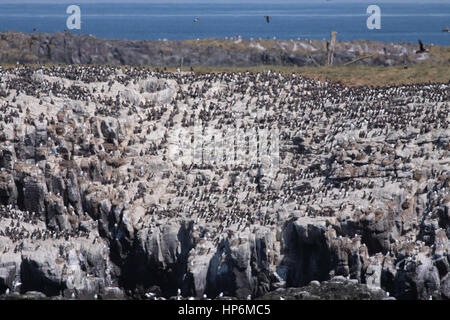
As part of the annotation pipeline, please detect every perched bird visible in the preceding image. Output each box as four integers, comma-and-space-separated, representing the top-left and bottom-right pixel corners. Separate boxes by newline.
13, 280, 21, 290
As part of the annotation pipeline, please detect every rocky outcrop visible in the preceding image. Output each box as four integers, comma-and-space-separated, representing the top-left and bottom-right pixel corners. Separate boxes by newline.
0, 31, 440, 67
258, 276, 392, 300
3, 275, 393, 301
0, 65, 448, 300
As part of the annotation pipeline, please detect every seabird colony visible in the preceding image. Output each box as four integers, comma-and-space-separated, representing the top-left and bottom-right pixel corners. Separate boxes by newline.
0, 65, 448, 300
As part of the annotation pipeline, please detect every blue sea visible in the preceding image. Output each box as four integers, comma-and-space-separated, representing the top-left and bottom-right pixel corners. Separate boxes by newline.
0, 2, 449, 45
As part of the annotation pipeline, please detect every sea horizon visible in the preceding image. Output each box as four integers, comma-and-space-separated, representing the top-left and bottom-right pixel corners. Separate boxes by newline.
0, 2, 449, 45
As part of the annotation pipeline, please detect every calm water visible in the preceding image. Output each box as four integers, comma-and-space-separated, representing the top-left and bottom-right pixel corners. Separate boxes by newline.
0, 2, 449, 45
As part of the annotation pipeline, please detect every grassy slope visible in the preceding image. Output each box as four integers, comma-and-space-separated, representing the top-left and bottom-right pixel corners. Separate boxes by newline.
168, 44, 450, 87
167, 63, 450, 87
2, 43, 449, 87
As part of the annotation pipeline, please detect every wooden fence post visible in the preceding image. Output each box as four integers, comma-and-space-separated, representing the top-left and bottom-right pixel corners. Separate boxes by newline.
327, 31, 337, 66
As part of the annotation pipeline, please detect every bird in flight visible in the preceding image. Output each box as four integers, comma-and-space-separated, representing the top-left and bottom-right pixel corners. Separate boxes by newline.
193, 17, 199, 23
416, 40, 428, 53
442, 25, 449, 33
264, 16, 270, 23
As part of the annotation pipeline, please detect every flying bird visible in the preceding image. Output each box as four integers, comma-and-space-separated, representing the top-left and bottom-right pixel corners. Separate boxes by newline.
193, 17, 199, 23
442, 25, 449, 33
264, 16, 270, 23
416, 40, 428, 53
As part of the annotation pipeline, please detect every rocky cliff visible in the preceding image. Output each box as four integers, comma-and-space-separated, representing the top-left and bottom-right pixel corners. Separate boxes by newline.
0, 65, 448, 300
